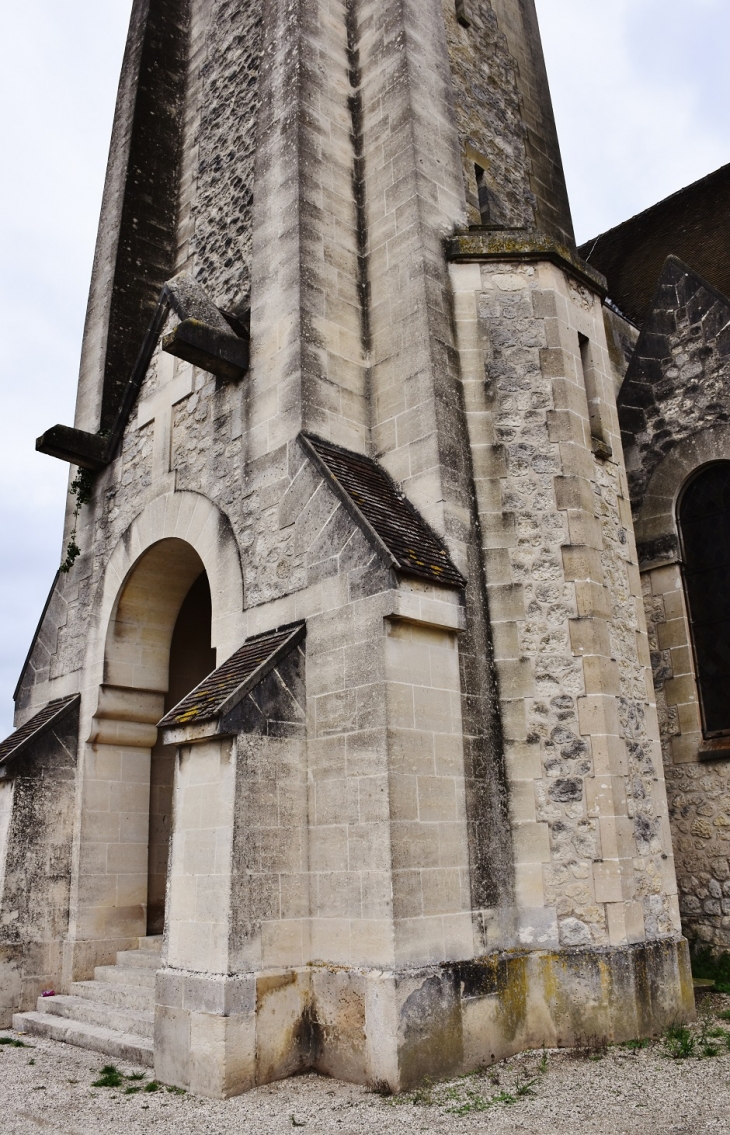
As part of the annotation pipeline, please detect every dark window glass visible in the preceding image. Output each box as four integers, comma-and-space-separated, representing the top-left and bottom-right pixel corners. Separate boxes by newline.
679, 463, 730, 736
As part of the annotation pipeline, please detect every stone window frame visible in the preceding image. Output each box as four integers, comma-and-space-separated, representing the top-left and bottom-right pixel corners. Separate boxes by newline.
635, 424, 730, 763
676, 461, 730, 742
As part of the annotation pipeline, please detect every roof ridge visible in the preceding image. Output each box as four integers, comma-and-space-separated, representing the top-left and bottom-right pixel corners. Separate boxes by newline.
0, 694, 80, 773
158, 623, 305, 730
299, 433, 465, 590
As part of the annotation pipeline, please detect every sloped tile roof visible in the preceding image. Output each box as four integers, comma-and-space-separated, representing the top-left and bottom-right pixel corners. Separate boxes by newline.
159, 623, 305, 728
0, 695, 80, 772
300, 434, 465, 589
579, 162, 730, 327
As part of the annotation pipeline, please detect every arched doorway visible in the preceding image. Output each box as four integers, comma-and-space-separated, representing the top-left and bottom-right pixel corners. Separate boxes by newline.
99, 538, 216, 940
147, 570, 216, 933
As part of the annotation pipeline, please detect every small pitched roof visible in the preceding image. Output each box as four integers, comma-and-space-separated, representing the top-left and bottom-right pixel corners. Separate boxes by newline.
159, 623, 305, 729
579, 162, 730, 327
300, 434, 465, 589
0, 695, 79, 777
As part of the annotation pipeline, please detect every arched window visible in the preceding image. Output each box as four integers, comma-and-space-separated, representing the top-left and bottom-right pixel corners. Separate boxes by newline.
678, 463, 730, 737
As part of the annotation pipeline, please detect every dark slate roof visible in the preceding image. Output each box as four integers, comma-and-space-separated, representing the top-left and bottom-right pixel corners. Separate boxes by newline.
579, 163, 730, 328
300, 434, 465, 589
0, 695, 79, 773
159, 623, 305, 728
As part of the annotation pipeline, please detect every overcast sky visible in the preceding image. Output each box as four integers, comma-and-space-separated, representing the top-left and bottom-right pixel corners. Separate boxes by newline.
0, 0, 728, 737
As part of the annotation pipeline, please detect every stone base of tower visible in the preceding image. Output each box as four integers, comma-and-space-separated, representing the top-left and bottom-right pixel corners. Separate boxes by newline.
153, 939, 694, 1098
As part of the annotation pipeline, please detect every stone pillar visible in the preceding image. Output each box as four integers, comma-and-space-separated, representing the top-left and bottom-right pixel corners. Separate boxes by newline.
64, 687, 162, 981
449, 242, 683, 950
155, 737, 259, 1098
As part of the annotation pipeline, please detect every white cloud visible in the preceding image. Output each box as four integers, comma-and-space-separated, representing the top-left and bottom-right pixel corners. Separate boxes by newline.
535, 0, 730, 241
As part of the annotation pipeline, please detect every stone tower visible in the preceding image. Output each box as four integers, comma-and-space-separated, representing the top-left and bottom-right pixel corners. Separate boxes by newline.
0, 0, 692, 1099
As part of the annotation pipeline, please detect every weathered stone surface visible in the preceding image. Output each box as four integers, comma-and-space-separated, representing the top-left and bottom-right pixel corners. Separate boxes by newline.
2, 0, 692, 1101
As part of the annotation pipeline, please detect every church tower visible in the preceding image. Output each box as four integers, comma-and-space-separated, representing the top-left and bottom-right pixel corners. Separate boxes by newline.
0, 0, 692, 1097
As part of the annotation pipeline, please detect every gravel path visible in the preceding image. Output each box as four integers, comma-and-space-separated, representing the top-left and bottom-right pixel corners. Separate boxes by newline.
2, 994, 729, 1134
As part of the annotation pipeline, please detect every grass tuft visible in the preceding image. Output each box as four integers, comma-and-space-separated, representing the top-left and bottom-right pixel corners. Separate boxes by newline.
92, 1065, 125, 1088
663, 1023, 696, 1060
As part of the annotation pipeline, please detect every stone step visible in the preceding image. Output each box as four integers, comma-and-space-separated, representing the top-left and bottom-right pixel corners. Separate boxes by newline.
94, 964, 157, 990
115, 949, 161, 970
137, 935, 163, 953
12, 1011, 154, 1067
37, 995, 154, 1039
71, 981, 154, 1013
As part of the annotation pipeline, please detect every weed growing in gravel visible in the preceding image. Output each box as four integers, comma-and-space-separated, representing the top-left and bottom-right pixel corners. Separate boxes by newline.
92, 1064, 153, 1090
446, 1074, 539, 1115
93, 1065, 125, 1088
663, 1023, 696, 1060
622, 1038, 650, 1052
695, 1014, 730, 1058
411, 1078, 435, 1106
0, 1037, 28, 1048
387, 1053, 547, 1116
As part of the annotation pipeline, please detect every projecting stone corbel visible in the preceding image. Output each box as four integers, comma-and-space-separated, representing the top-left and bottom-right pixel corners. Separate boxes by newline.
35, 273, 250, 470
162, 317, 249, 381
35, 425, 108, 471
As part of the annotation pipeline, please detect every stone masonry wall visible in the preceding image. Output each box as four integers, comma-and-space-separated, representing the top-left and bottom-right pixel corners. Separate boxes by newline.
642, 562, 730, 951
488, 0, 574, 246
186, 0, 265, 316
621, 258, 730, 952
0, 707, 79, 1021
451, 257, 679, 949
442, 0, 535, 229
619, 259, 730, 558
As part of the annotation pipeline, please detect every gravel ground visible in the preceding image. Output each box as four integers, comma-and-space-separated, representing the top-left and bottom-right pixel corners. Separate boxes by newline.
2, 994, 730, 1134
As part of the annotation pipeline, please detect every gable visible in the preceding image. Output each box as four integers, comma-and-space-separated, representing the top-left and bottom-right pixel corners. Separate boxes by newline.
580, 163, 730, 328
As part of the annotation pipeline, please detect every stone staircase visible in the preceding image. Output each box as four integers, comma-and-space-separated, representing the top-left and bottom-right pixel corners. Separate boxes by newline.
13, 936, 160, 1067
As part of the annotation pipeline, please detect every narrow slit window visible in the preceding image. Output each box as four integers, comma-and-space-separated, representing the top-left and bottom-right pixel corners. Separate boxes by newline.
679, 463, 730, 738
475, 164, 491, 224
456, 0, 471, 28
578, 333, 612, 458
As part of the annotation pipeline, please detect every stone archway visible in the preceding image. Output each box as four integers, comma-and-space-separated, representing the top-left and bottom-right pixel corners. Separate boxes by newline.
64, 493, 244, 980
101, 539, 217, 936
